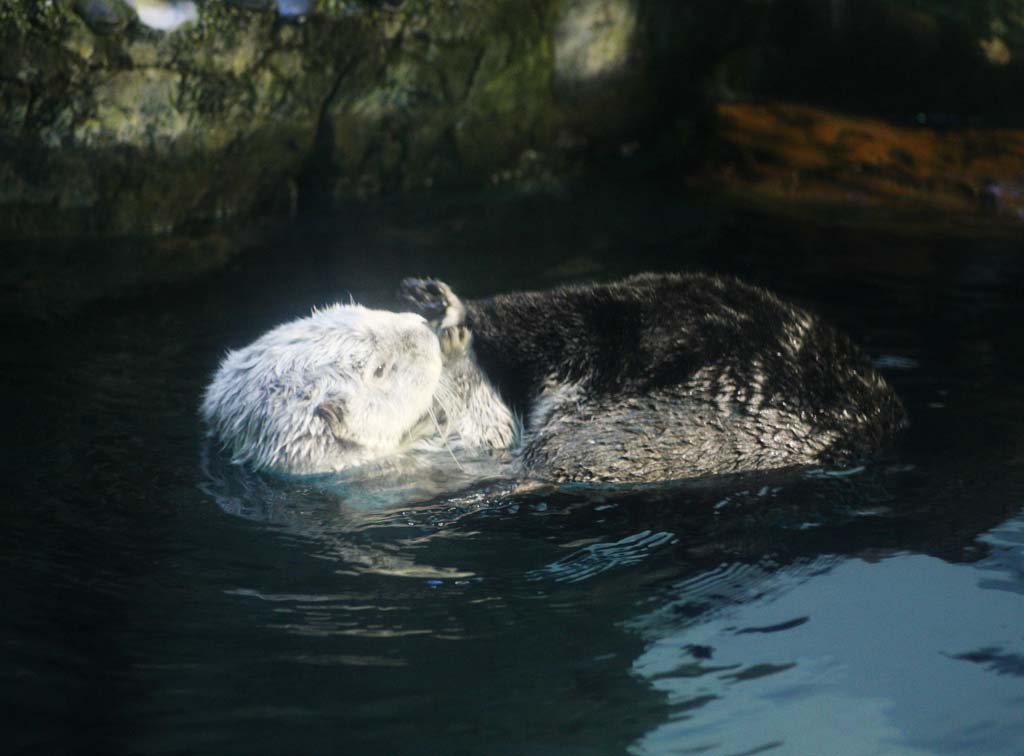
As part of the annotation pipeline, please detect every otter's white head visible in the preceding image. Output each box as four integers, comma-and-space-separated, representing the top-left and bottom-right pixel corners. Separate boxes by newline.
201, 304, 442, 474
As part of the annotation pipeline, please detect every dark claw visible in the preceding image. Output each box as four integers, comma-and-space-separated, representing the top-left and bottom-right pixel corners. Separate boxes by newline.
398, 277, 449, 321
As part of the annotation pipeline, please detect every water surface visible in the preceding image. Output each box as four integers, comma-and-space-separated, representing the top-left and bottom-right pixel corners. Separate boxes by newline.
5, 192, 1024, 755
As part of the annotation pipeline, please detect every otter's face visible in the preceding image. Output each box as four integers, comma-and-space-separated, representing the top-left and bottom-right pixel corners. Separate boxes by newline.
202, 304, 443, 474
307, 305, 444, 452
318, 306, 443, 453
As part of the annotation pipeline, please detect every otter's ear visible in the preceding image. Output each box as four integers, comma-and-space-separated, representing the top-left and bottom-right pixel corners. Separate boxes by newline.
315, 401, 346, 437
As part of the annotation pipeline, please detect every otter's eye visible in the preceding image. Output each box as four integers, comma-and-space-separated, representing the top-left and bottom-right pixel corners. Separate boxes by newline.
374, 364, 386, 379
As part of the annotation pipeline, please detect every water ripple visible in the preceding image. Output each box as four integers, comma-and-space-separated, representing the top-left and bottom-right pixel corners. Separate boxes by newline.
526, 530, 678, 583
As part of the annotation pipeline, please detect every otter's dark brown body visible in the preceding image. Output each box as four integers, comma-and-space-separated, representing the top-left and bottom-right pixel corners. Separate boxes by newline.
459, 273, 905, 483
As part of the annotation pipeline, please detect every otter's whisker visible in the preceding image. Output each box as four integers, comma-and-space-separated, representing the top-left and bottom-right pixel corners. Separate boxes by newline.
428, 405, 464, 473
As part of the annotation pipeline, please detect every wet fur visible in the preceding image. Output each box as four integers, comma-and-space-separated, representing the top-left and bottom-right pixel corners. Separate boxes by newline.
404, 272, 906, 483
201, 304, 515, 475
203, 272, 904, 485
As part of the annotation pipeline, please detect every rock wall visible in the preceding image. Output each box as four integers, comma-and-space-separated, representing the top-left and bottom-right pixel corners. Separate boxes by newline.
0, 0, 653, 238
4, 0, 1024, 239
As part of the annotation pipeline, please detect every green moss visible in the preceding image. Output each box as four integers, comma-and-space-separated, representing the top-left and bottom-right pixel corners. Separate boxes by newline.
323, 0, 563, 196
0, 0, 627, 236
455, 21, 558, 172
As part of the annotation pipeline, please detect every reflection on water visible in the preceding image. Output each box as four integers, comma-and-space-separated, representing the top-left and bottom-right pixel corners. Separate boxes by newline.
527, 530, 679, 583
631, 549, 1024, 755
5, 196, 1024, 754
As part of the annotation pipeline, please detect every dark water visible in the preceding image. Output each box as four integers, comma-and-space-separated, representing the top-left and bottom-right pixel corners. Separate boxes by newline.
5, 193, 1024, 755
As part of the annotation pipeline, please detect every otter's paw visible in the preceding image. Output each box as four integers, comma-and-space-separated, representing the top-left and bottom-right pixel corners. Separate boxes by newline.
398, 278, 465, 329
439, 324, 472, 361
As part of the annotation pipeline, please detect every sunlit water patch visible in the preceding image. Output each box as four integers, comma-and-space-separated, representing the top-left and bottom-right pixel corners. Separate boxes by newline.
629, 544, 1024, 755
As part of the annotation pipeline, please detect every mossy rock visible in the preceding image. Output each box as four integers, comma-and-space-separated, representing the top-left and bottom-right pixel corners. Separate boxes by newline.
12, 0, 1024, 239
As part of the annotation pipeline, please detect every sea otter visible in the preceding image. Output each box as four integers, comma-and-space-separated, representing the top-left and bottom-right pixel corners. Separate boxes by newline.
202, 273, 904, 483
399, 272, 906, 483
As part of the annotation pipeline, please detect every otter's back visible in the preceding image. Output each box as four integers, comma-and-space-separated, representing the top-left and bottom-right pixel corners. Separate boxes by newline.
465, 273, 905, 482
